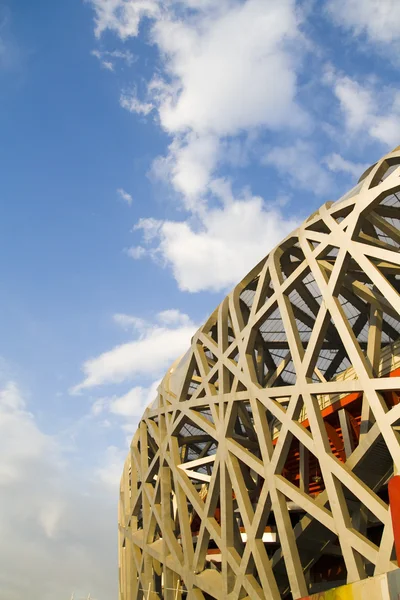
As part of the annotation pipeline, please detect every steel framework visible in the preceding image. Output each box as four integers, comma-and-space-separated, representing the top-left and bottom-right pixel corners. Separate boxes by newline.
119, 147, 400, 600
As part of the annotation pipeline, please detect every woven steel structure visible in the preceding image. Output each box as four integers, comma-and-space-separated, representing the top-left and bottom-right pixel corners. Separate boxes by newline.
119, 147, 400, 600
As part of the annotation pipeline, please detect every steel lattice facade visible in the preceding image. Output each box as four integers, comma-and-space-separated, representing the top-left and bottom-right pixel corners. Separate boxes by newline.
119, 147, 400, 600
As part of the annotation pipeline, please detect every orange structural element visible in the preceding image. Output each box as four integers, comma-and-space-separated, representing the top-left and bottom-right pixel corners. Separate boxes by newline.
275, 367, 400, 498
388, 475, 400, 564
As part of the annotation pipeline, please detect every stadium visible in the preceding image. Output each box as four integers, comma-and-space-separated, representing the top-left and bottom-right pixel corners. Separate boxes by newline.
119, 147, 400, 600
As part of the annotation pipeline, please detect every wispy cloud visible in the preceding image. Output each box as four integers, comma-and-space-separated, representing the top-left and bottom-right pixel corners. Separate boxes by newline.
120, 90, 154, 116
125, 245, 146, 259
323, 153, 369, 180
116, 187, 133, 205
263, 141, 334, 196
326, 0, 400, 49
90, 0, 160, 39
326, 67, 400, 147
91, 48, 135, 71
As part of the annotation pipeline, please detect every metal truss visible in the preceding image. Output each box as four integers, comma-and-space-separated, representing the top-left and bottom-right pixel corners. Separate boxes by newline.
119, 147, 400, 600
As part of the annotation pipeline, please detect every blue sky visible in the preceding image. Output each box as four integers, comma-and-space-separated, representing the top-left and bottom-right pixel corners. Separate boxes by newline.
1, 0, 400, 598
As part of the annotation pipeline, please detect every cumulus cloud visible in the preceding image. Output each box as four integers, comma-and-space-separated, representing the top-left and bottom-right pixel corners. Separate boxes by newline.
326, 0, 400, 48
90, 0, 308, 207
87, 0, 316, 291
0, 381, 53, 484
0, 378, 117, 600
153, 0, 308, 204
133, 181, 300, 292
152, 1, 306, 137
72, 309, 197, 391
87, 0, 313, 291
152, 134, 220, 207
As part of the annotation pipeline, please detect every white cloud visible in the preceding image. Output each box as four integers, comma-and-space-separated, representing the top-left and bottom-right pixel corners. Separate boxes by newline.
91, 396, 108, 416
153, 0, 306, 137
92, 48, 135, 70
38, 501, 65, 539
370, 114, 400, 147
0, 380, 24, 410
113, 312, 147, 332
88, 0, 313, 291
109, 379, 160, 417
157, 309, 192, 326
90, 379, 162, 446
117, 186, 133, 205
264, 143, 368, 194
97, 445, 127, 487
126, 245, 146, 259
0, 382, 52, 484
323, 153, 369, 179
153, 0, 308, 203
132, 216, 161, 241
107, 48, 135, 64
72, 309, 197, 391
331, 75, 373, 131
326, 0, 400, 47
91, 49, 114, 70
328, 71, 400, 147
109, 48, 135, 64
90, 0, 308, 206
0, 377, 118, 599
102, 59, 114, 70
120, 90, 154, 115
134, 182, 299, 292
88, 0, 311, 292
152, 134, 220, 207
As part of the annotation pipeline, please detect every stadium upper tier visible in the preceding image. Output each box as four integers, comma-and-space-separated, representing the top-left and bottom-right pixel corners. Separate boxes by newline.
119, 147, 400, 600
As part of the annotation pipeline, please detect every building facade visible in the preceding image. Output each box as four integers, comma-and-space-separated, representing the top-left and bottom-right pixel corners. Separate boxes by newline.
119, 147, 400, 600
